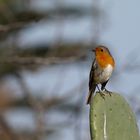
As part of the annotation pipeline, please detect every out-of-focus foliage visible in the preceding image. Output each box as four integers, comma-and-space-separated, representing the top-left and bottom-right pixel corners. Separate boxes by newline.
0, 0, 101, 140
0, 0, 139, 140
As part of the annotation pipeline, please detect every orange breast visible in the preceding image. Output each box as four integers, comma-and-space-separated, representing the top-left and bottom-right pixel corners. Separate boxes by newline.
96, 53, 115, 69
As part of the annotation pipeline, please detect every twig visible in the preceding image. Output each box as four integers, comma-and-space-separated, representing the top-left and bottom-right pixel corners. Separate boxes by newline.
0, 56, 86, 66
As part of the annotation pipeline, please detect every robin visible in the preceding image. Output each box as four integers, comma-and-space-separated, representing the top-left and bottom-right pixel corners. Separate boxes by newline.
87, 45, 115, 104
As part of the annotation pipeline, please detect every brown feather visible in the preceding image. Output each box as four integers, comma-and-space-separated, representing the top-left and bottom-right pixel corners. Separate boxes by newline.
87, 59, 96, 104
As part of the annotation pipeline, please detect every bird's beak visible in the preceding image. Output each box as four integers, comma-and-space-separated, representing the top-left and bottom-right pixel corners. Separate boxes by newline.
92, 49, 95, 52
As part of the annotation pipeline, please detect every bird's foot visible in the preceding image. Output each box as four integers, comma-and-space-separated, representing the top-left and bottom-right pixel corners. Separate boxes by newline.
104, 88, 112, 96
99, 91, 105, 99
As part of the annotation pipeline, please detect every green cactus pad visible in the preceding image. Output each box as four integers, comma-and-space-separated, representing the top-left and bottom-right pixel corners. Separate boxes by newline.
90, 92, 139, 140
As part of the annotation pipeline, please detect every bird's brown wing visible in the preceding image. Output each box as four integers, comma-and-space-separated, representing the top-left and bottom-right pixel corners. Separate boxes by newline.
86, 59, 96, 104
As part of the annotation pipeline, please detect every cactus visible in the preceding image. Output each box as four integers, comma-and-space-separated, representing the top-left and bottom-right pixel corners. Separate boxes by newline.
90, 92, 140, 140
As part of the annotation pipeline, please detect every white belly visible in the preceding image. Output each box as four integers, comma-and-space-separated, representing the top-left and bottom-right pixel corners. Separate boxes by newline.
96, 64, 113, 84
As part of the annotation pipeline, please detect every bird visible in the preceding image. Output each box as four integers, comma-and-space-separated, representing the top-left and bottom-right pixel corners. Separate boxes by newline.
87, 45, 115, 104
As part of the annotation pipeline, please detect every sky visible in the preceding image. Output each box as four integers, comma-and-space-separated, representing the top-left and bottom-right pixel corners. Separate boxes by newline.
17, 0, 140, 96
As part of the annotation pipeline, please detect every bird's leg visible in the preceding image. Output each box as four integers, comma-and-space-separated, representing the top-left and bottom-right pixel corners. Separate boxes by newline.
101, 82, 112, 96
97, 85, 105, 99
104, 88, 112, 96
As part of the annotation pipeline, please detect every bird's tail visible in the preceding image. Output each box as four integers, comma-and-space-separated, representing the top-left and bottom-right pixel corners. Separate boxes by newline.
86, 85, 96, 104
86, 90, 93, 104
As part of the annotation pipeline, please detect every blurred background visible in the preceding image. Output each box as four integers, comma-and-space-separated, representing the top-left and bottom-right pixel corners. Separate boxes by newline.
0, 0, 140, 140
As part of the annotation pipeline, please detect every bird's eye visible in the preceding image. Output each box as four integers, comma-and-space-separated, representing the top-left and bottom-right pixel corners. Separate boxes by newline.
101, 49, 103, 52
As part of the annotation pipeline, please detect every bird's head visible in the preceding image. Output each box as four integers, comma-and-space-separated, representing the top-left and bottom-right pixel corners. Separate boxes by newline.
92, 45, 115, 68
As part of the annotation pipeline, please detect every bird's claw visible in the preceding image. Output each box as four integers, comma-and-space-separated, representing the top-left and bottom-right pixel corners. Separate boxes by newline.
99, 92, 105, 99
105, 89, 112, 96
